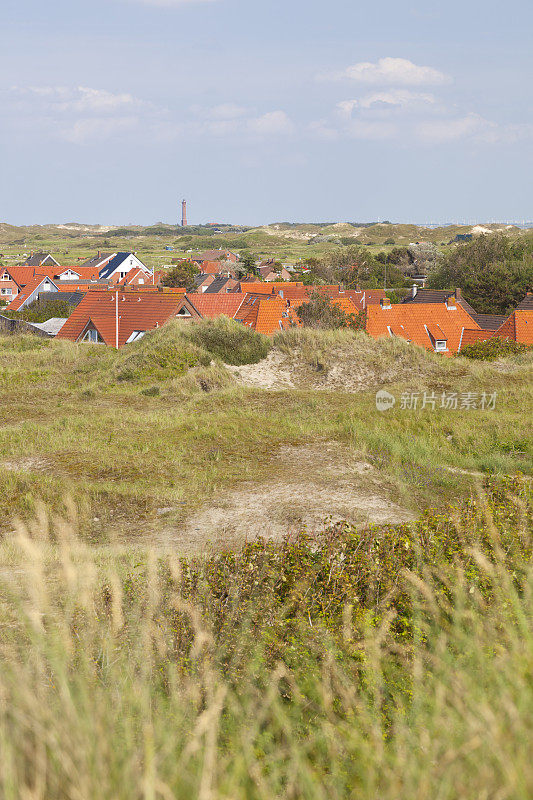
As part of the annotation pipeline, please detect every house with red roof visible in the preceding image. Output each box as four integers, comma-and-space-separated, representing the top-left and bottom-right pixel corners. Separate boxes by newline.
57, 289, 191, 347
5, 275, 60, 312
366, 297, 480, 355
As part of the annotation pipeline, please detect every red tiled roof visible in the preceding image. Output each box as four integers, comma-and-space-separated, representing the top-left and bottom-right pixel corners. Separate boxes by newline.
233, 294, 286, 335
199, 260, 227, 275
57, 290, 187, 347
458, 329, 493, 350
366, 303, 479, 354
186, 293, 245, 319
5, 276, 58, 311
494, 310, 533, 345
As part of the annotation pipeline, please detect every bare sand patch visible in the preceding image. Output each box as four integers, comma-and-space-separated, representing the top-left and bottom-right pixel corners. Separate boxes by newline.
159, 443, 415, 553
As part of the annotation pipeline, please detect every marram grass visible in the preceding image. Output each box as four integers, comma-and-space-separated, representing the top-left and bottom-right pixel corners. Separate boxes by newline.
0, 481, 531, 799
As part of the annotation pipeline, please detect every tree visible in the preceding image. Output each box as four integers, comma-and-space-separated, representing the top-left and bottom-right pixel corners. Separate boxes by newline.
427, 233, 533, 314
237, 251, 258, 277
296, 293, 366, 330
161, 260, 199, 291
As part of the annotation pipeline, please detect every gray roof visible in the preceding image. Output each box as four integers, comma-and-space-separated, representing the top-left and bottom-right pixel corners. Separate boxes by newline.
23, 253, 59, 267
204, 277, 235, 293
470, 313, 507, 331
402, 289, 477, 315
28, 318, 68, 336
516, 293, 533, 311
78, 252, 114, 269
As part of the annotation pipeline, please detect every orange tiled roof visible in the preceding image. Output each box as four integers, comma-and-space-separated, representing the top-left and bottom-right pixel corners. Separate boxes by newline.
5, 276, 58, 311
458, 329, 493, 350
234, 294, 286, 335
57, 290, 187, 347
200, 260, 228, 275
494, 310, 533, 345
186, 293, 245, 319
366, 302, 479, 354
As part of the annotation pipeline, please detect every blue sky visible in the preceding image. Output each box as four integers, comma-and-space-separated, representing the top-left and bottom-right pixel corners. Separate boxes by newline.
1, 0, 532, 225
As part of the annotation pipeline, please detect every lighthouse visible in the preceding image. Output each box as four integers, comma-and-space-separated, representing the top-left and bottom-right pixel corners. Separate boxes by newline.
181, 199, 187, 227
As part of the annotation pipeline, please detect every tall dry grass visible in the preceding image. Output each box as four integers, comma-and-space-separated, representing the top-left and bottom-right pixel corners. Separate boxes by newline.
0, 487, 531, 799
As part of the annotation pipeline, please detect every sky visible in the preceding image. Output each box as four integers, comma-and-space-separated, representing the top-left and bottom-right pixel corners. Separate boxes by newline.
1, 0, 532, 226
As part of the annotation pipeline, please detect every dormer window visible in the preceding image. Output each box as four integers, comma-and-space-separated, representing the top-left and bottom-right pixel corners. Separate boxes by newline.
125, 330, 146, 343
434, 340, 447, 351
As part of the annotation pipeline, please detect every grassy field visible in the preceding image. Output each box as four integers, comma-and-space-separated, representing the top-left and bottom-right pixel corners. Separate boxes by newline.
0, 323, 531, 545
0, 322, 531, 798
1, 220, 531, 268
0, 475, 531, 798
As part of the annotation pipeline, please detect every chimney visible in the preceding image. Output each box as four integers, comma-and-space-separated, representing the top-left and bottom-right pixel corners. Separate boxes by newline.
446, 295, 456, 310
411, 284, 418, 298
455, 288, 462, 299
97, 250, 101, 258
181, 200, 187, 227
380, 297, 392, 310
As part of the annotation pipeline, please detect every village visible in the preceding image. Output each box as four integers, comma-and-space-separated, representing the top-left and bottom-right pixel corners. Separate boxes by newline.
1, 246, 531, 351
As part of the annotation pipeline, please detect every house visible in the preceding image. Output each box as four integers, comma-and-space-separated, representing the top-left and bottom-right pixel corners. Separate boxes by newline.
22, 252, 60, 268
117, 267, 155, 287
201, 277, 240, 294
197, 260, 236, 277
54, 266, 100, 281
98, 252, 153, 283
57, 289, 190, 347
366, 298, 481, 355
233, 294, 287, 334
258, 264, 292, 282
186, 293, 246, 320
194, 249, 239, 264
5, 275, 60, 311
77, 252, 116, 272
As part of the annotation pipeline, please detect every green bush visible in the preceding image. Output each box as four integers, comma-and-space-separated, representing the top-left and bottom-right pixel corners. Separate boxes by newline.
181, 316, 271, 365
115, 322, 211, 381
461, 337, 531, 360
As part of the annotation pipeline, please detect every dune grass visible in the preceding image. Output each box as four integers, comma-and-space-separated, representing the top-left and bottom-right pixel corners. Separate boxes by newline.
0, 328, 531, 539
0, 481, 531, 799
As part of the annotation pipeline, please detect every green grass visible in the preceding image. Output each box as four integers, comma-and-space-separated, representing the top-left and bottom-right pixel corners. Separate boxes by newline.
0, 327, 531, 540
0, 480, 531, 799
0, 319, 531, 798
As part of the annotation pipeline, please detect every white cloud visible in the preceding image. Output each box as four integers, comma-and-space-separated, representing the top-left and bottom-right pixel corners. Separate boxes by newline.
416, 113, 490, 143
9, 85, 142, 114
62, 116, 140, 144
247, 110, 294, 136
346, 120, 397, 140
329, 57, 450, 86
416, 114, 533, 144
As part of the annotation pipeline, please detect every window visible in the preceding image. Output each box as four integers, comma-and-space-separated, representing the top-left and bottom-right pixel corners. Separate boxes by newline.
138, 278, 144, 285
125, 330, 146, 344
81, 328, 103, 343
1, 288, 12, 295
434, 340, 447, 351
0, 273, 9, 281
119, 271, 127, 280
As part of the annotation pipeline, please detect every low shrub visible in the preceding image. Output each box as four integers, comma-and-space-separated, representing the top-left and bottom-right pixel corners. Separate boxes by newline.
181, 316, 271, 365
115, 321, 211, 381
461, 337, 531, 360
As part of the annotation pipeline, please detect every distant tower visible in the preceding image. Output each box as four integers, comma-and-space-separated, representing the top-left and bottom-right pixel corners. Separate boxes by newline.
181, 199, 188, 228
